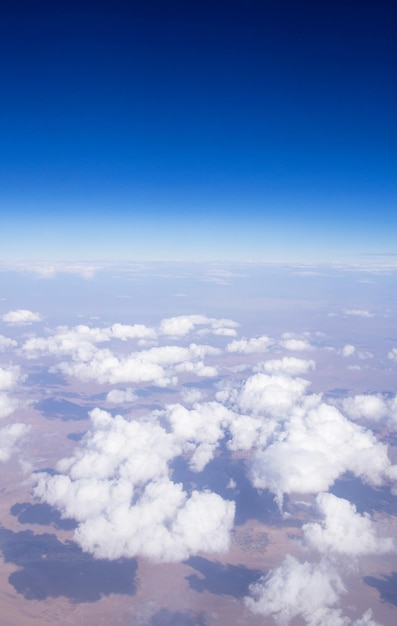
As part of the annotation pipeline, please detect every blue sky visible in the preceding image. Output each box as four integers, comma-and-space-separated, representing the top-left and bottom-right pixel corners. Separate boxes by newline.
1, 0, 396, 261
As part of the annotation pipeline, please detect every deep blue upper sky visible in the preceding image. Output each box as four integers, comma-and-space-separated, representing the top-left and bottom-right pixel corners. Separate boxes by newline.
1, 0, 396, 260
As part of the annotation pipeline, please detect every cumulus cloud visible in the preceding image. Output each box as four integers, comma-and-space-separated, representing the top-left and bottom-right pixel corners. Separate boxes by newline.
23, 320, 221, 387
344, 309, 374, 318
226, 336, 273, 354
280, 333, 314, 352
388, 347, 397, 362
34, 407, 235, 562
216, 370, 397, 507
0, 422, 31, 462
341, 344, 356, 357
303, 493, 394, 557
0, 365, 21, 419
106, 388, 138, 403
341, 395, 387, 422
245, 556, 382, 626
0, 335, 17, 351
159, 315, 238, 338
2, 309, 42, 325
259, 357, 315, 376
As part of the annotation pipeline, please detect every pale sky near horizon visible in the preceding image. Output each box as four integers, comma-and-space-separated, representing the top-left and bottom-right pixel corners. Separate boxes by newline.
1, 0, 396, 261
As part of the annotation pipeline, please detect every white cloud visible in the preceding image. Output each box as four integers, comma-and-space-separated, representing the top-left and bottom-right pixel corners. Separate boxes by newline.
245, 556, 346, 626
180, 388, 204, 405
223, 373, 311, 419
248, 398, 395, 506
159, 315, 210, 337
341, 395, 387, 422
344, 309, 374, 318
341, 344, 355, 357
0, 422, 31, 462
2, 309, 42, 325
34, 407, 235, 562
164, 401, 234, 472
245, 556, 382, 626
280, 338, 314, 351
216, 370, 397, 507
0, 366, 21, 419
259, 357, 315, 376
106, 388, 138, 403
0, 335, 17, 351
226, 336, 273, 354
303, 492, 394, 557
0, 365, 20, 391
388, 347, 397, 362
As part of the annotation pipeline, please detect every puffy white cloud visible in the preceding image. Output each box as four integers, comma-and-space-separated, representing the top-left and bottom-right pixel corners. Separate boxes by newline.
0, 422, 31, 462
180, 387, 204, 405
2, 309, 42, 325
226, 336, 273, 354
341, 344, 356, 357
0, 335, 17, 351
303, 493, 394, 557
249, 398, 395, 506
159, 315, 210, 337
23, 319, 222, 387
259, 357, 315, 376
164, 401, 234, 471
344, 309, 374, 318
388, 347, 397, 362
39, 340, 220, 387
224, 373, 310, 419
0, 366, 21, 419
106, 388, 138, 403
0, 365, 20, 391
34, 407, 235, 562
341, 395, 387, 422
216, 370, 397, 506
280, 338, 314, 351
245, 556, 346, 626
109, 323, 156, 341
245, 556, 382, 626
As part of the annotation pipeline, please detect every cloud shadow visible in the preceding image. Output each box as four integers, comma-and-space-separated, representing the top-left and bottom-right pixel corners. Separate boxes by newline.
363, 572, 397, 606
185, 556, 263, 598
36, 398, 92, 421
10, 502, 77, 530
0, 527, 137, 602
171, 452, 280, 526
330, 472, 397, 515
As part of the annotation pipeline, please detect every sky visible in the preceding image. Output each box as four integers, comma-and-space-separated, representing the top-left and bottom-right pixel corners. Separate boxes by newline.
1, 0, 396, 261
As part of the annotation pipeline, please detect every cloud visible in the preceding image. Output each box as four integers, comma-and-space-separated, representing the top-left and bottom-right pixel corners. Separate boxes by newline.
159, 315, 238, 338
218, 373, 310, 419
0, 365, 21, 419
303, 493, 394, 557
2, 309, 42, 325
106, 388, 138, 403
0, 422, 31, 462
341, 344, 355, 357
245, 556, 382, 626
0, 335, 17, 351
0, 365, 20, 391
34, 407, 235, 562
259, 357, 315, 376
226, 336, 273, 354
280, 335, 314, 352
23, 320, 222, 387
344, 310, 374, 318
217, 370, 397, 507
388, 347, 397, 362
341, 395, 387, 422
